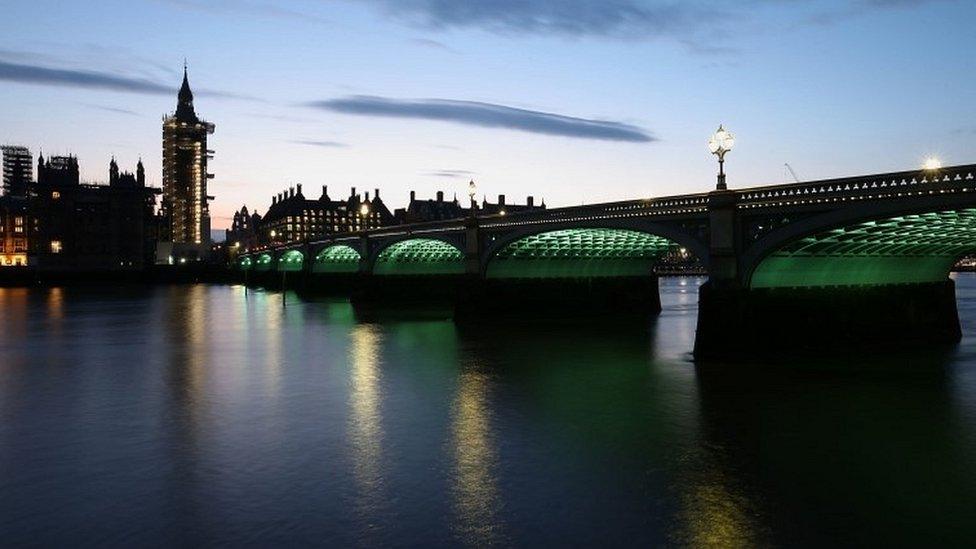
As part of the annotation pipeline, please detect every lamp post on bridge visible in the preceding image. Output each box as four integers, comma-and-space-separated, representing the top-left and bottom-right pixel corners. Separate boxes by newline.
708, 125, 735, 191
468, 180, 478, 218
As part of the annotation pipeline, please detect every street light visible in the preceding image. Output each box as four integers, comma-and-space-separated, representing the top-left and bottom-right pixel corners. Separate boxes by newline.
708, 124, 735, 190
270, 229, 277, 243
923, 156, 942, 171
468, 179, 477, 217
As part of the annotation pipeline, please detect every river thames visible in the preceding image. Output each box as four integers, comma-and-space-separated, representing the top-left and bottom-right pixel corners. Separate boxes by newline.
2, 276, 975, 546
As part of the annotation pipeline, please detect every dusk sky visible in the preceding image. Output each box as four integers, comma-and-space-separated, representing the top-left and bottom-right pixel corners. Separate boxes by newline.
1, 0, 974, 232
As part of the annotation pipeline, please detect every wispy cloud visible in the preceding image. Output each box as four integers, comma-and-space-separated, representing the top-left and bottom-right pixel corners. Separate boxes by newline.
308, 95, 654, 143
408, 37, 458, 53
423, 169, 475, 178
156, 0, 331, 25
356, 0, 721, 39
802, 0, 952, 26
0, 59, 256, 100
289, 139, 348, 148
0, 60, 172, 94
79, 103, 140, 116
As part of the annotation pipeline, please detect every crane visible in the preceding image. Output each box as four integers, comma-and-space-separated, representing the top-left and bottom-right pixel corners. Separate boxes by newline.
784, 163, 801, 184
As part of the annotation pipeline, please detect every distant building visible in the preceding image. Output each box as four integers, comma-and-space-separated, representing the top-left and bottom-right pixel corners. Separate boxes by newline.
393, 191, 545, 224
255, 185, 394, 246
28, 156, 160, 271
1, 145, 32, 197
225, 205, 262, 250
162, 66, 215, 250
0, 195, 29, 266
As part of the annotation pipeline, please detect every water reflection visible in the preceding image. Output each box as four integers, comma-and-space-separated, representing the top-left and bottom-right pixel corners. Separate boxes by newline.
451, 365, 504, 546
347, 323, 387, 532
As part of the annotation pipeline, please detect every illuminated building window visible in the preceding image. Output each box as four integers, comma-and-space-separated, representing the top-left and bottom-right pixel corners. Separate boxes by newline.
51, 240, 62, 254
52, 191, 60, 199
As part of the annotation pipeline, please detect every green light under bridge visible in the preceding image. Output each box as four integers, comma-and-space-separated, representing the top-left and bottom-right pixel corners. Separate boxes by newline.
239, 256, 253, 270
751, 208, 976, 289
314, 244, 361, 273
374, 238, 464, 276
254, 253, 273, 271
487, 228, 678, 279
277, 250, 305, 272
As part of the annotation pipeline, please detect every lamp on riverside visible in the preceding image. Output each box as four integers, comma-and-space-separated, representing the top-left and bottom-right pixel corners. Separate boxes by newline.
468, 180, 478, 218
359, 202, 370, 230
708, 125, 735, 190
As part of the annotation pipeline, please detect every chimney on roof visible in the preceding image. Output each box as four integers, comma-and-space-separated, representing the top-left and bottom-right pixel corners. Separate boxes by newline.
272, 195, 277, 205
374, 188, 380, 199
351, 187, 356, 198
289, 186, 295, 198
498, 194, 505, 206
364, 191, 370, 201
436, 191, 444, 202
296, 183, 302, 196
527, 196, 534, 207
410, 190, 416, 202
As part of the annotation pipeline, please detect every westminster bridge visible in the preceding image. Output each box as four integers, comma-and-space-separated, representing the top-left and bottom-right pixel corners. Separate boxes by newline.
237, 163, 976, 357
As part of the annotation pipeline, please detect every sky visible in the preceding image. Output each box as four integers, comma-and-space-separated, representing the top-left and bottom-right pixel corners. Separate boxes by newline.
1, 0, 974, 232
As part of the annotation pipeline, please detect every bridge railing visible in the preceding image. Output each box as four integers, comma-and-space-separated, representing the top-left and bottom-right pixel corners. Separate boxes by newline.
735, 163, 976, 210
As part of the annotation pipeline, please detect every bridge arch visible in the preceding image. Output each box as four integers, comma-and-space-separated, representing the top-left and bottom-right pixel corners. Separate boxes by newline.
313, 244, 362, 273
254, 252, 274, 272
372, 237, 465, 276
277, 249, 305, 272
744, 206, 976, 288
484, 226, 695, 279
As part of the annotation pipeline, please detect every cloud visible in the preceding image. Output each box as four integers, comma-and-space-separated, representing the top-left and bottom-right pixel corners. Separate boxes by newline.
289, 139, 348, 148
0, 60, 173, 95
0, 59, 257, 101
355, 0, 723, 41
408, 37, 458, 53
802, 0, 952, 26
424, 169, 475, 178
79, 103, 140, 116
308, 95, 654, 142
156, 0, 331, 25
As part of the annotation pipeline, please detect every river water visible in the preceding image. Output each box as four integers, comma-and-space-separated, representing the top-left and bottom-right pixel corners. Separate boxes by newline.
1, 276, 975, 546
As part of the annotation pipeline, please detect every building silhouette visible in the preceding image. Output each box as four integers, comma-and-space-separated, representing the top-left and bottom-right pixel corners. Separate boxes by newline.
162, 66, 214, 252
231, 185, 394, 248
1, 145, 32, 197
30, 156, 160, 270
393, 190, 545, 223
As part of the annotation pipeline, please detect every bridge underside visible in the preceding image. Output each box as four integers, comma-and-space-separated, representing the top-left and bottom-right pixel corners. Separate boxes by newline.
697, 207, 976, 358
314, 244, 360, 274
750, 209, 976, 288
487, 228, 678, 278
373, 238, 464, 276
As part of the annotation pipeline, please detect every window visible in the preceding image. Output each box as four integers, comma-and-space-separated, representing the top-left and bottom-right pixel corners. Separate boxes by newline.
52, 191, 60, 200
51, 240, 62, 254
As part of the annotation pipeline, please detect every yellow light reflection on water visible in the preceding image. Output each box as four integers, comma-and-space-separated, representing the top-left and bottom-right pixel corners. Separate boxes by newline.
451, 369, 505, 545
348, 324, 386, 522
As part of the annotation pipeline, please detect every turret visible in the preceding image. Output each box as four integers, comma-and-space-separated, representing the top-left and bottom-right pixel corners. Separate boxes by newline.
109, 156, 119, 185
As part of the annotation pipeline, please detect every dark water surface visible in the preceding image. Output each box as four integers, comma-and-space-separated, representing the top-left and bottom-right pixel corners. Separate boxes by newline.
2, 276, 976, 546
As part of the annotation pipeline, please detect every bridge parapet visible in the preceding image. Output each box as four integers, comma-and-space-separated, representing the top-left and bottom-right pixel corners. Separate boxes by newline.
736, 164, 976, 210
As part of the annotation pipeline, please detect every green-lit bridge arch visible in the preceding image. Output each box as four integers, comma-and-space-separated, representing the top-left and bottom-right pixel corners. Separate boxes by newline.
254, 253, 273, 272
313, 244, 362, 273
749, 208, 976, 288
277, 250, 305, 272
373, 238, 464, 276
486, 228, 680, 278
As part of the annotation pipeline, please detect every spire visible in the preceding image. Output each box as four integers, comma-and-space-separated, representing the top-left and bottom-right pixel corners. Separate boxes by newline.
175, 62, 197, 122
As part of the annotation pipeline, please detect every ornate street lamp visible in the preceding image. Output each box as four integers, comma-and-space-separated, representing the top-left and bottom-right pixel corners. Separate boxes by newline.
708, 125, 735, 190
468, 180, 477, 217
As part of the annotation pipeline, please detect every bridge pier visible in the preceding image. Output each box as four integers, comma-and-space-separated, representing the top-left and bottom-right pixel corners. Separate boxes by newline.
693, 279, 962, 359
